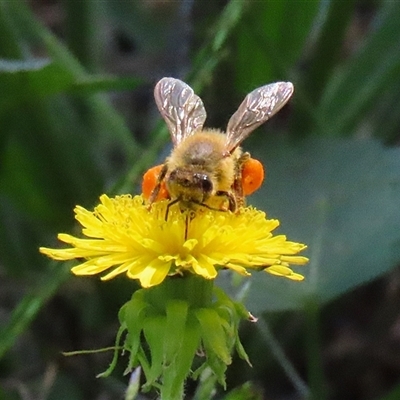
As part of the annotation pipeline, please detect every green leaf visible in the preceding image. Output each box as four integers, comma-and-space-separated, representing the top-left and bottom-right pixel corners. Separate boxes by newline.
0, 96, 104, 225
0, 2, 22, 59
70, 75, 142, 95
223, 136, 400, 312
235, 1, 320, 92
0, 261, 70, 359
188, 0, 248, 91
142, 316, 166, 386
195, 308, 231, 365
164, 300, 189, 362
370, 80, 400, 142
4, 0, 139, 161
379, 381, 400, 400
222, 382, 262, 400
122, 291, 148, 370
176, 319, 201, 379
0, 58, 73, 108
301, 0, 356, 104
0, 197, 49, 276
0, 58, 142, 110
64, 0, 102, 72
162, 316, 201, 400
318, 1, 400, 136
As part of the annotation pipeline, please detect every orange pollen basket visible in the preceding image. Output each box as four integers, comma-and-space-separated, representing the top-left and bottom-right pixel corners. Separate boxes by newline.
241, 158, 264, 195
142, 165, 169, 201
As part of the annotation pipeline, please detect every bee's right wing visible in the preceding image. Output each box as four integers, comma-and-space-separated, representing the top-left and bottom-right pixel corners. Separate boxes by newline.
154, 77, 207, 146
225, 82, 294, 152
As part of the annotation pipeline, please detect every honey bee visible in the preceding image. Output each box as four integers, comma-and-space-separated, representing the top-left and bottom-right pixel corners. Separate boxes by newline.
143, 77, 294, 214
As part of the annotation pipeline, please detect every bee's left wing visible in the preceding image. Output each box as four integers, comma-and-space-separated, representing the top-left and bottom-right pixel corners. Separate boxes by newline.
154, 77, 206, 146
225, 82, 294, 152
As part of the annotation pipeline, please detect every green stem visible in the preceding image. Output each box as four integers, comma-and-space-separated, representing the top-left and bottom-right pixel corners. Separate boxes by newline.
258, 319, 309, 398
64, 0, 102, 72
304, 298, 326, 400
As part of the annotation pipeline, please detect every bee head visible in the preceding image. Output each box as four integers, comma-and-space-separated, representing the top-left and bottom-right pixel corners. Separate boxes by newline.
167, 168, 213, 203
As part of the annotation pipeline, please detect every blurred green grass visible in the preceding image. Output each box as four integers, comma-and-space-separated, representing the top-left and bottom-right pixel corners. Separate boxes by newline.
1, 0, 400, 399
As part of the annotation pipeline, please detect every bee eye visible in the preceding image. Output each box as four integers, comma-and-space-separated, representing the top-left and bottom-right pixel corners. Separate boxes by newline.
198, 175, 213, 193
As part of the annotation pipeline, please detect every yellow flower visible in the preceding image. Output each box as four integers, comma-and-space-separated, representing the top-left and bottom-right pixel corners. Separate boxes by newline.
40, 194, 308, 288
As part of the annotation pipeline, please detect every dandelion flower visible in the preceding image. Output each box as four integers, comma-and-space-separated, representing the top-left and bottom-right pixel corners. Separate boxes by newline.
40, 194, 308, 288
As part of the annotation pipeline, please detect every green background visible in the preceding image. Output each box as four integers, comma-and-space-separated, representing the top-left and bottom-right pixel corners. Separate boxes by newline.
1, 1, 400, 399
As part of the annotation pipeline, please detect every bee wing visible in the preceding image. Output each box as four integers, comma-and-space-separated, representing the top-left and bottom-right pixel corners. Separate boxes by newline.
225, 82, 294, 152
154, 77, 207, 146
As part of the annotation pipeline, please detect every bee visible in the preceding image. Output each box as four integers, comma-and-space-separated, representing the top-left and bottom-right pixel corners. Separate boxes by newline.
142, 77, 294, 214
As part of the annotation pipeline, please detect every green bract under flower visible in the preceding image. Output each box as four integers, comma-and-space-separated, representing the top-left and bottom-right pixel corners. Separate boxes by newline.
105, 277, 252, 398
40, 194, 308, 288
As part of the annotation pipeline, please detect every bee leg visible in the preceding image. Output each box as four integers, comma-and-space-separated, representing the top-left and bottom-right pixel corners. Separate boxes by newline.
232, 152, 251, 209
165, 197, 180, 220
187, 199, 228, 213
185, 213, 189, 240
184, 210, 196, 240
149, 163, 168, 205
215, 190, 237, 212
